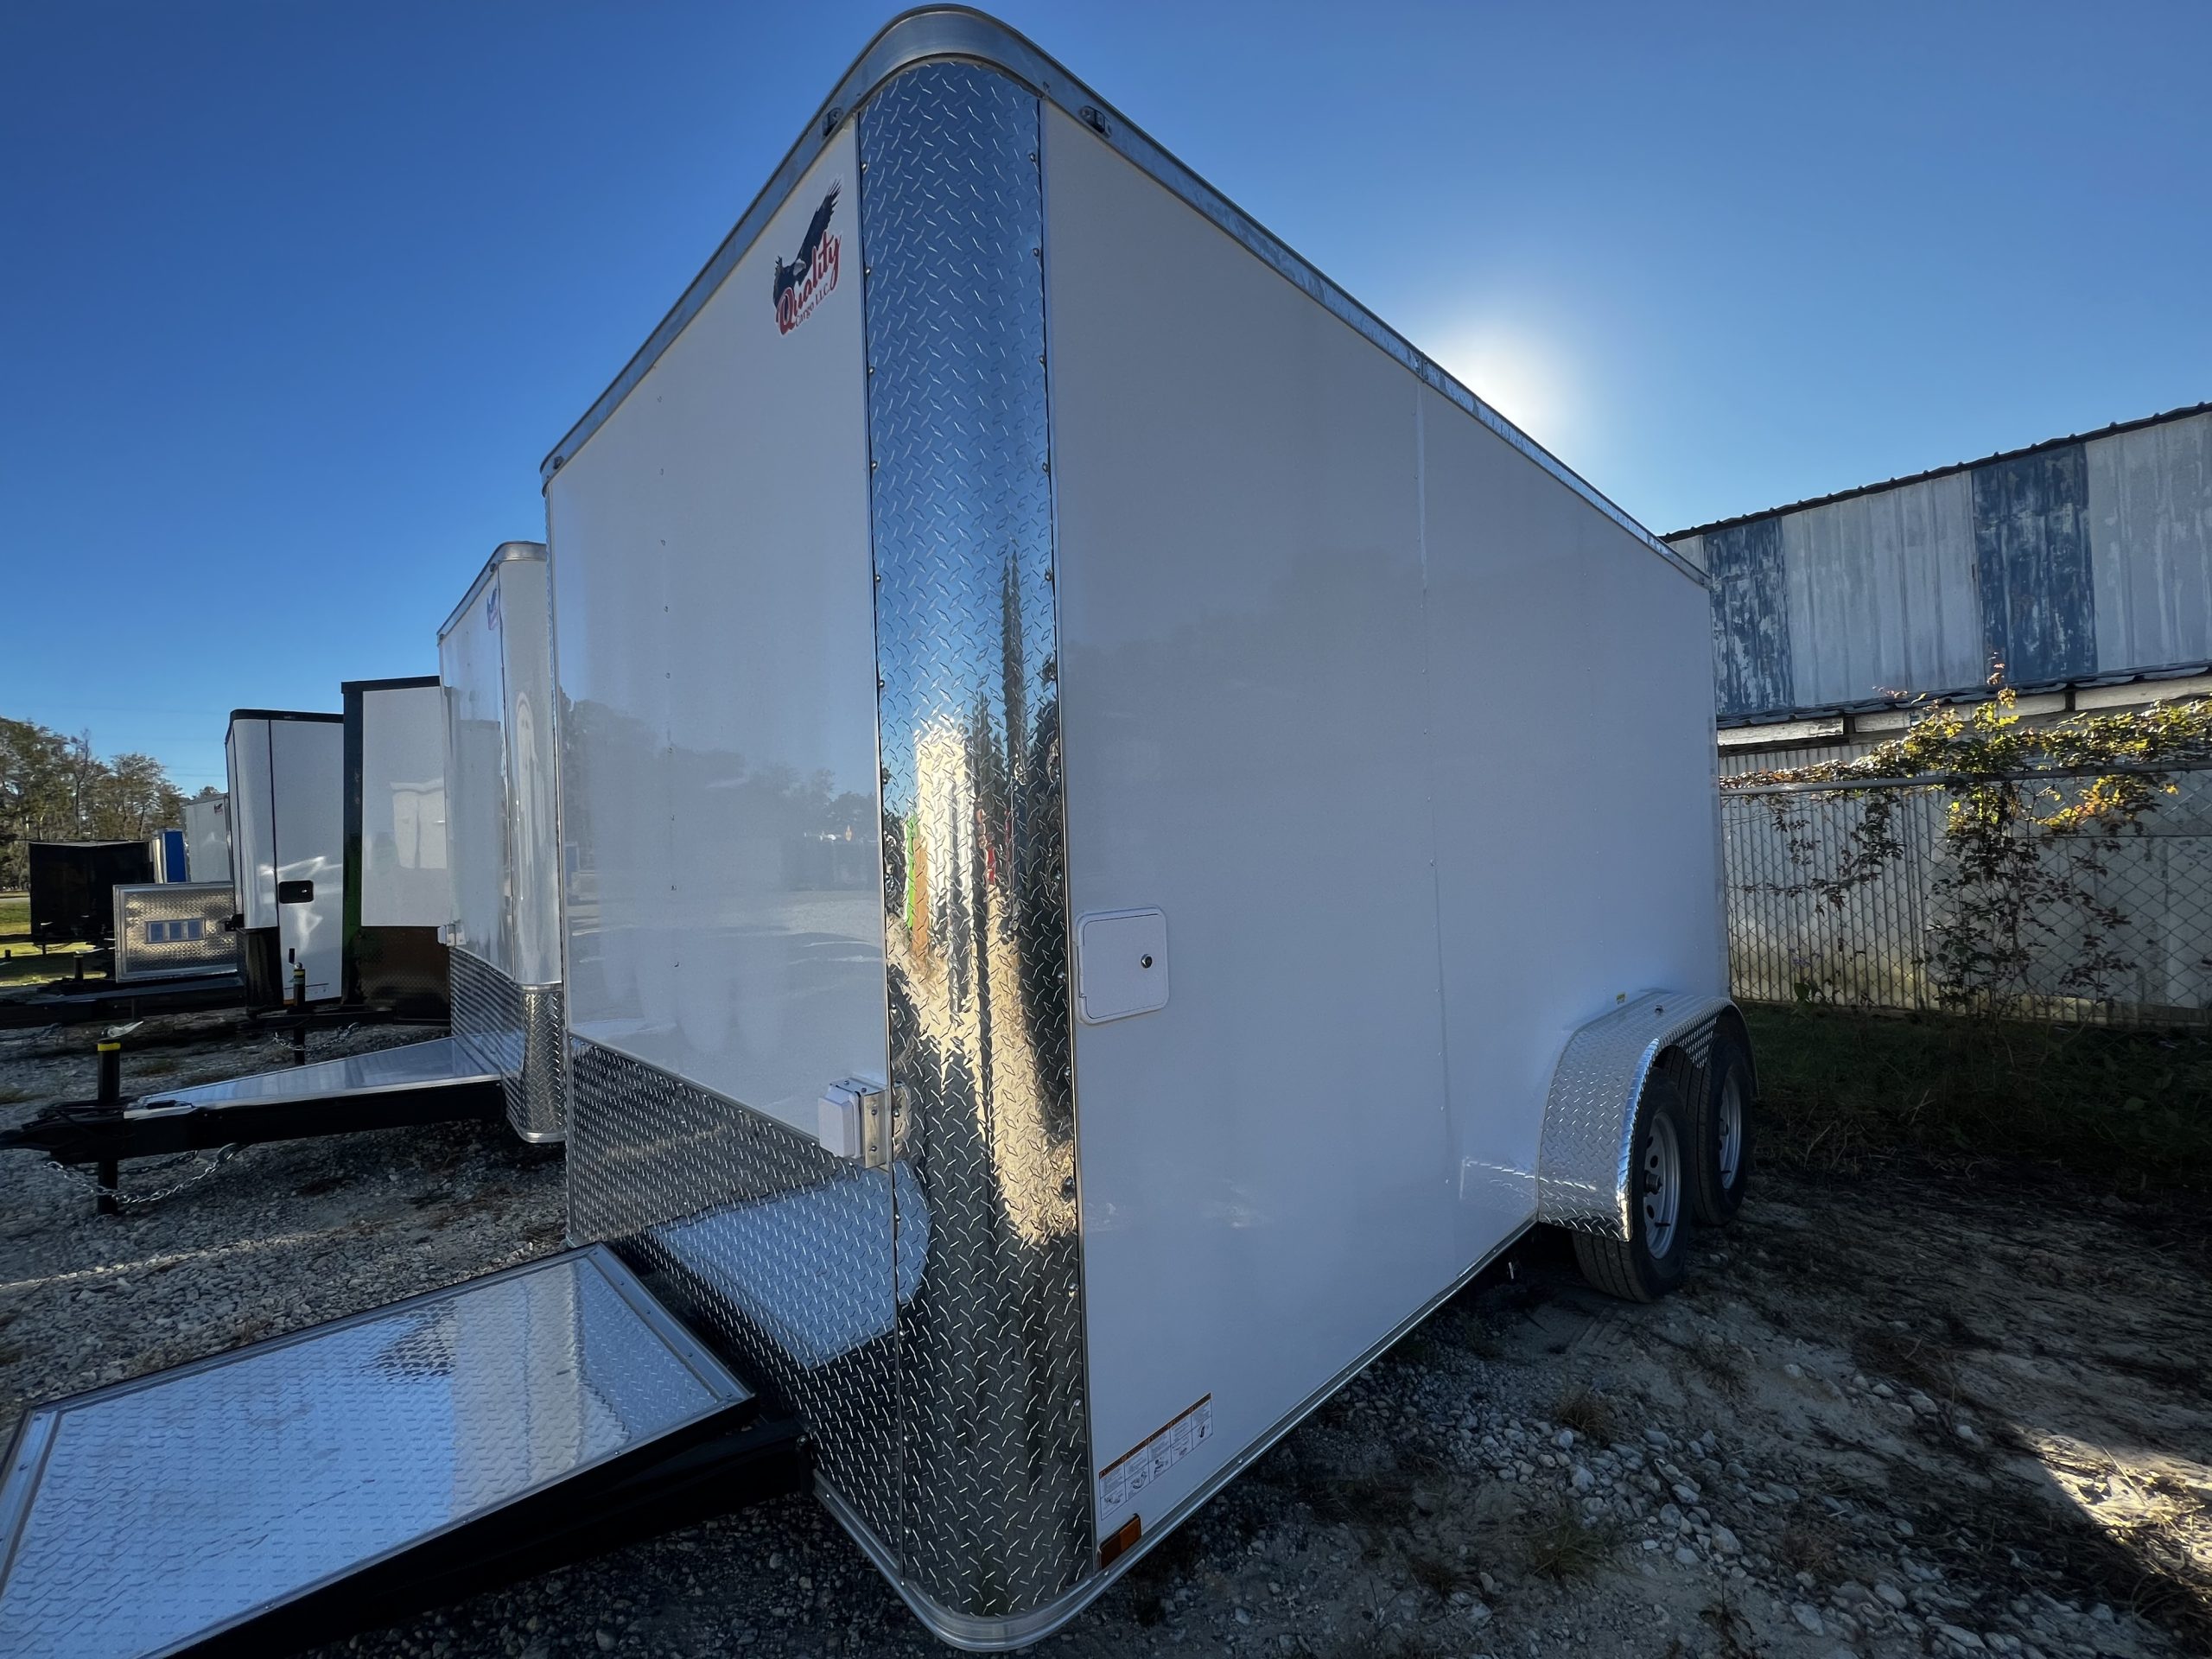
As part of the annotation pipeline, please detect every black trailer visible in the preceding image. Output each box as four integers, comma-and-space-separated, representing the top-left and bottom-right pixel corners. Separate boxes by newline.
27, 840, 153, 944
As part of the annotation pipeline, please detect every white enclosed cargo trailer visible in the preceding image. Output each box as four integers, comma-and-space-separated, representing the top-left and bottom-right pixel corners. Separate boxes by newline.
438, 541, 568, 1141
224, 709, 345, 1005
341, 675, 454, 1013
542, 10, 1746, 1644
0, 14, 1754, 1654
181, 793, 231, 887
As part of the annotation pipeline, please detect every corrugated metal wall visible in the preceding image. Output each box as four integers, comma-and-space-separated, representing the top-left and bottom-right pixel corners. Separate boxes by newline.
2089, 413, 2212, 672
1971, 444, 2094, 685
1702, 518, 1792, 716
1680, 407, 2212, 720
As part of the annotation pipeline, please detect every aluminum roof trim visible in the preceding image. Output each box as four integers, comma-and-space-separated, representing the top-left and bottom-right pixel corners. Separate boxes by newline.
438, 540, 547, 644
1713, 658, 2212, 729
226, 709, 341, 725
1670, 400, 2212, 543
339, 676, 440, 696
538, 6, 1698, 588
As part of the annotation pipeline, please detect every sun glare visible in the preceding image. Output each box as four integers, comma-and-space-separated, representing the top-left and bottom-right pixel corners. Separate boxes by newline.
1423, 324, 1577, 451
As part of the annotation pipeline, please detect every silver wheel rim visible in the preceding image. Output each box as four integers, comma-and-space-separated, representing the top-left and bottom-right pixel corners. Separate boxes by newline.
1716, 1072, 1745, 1188
1643, 1113, 1681, 1258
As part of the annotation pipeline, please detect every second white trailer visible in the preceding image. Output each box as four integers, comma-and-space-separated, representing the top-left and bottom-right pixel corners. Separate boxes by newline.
342, 675, 454, 1014
439, 542, 568, 1141
225, 709, 345, 1004
181, 793, 231, 887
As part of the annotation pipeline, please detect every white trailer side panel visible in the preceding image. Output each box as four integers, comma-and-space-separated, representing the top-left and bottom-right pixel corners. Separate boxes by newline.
442, 578, 515, 977
1046, 107, 1461, 1539
360, 683, 452, 927
1046, 104, 1723, 1543
271, 719, 345, 1000
226, 721, 279, 930
182, 794, 231, 888
501, 557, 563, 988
1415, 381, 1725, 1271
547, 127, 886, 1135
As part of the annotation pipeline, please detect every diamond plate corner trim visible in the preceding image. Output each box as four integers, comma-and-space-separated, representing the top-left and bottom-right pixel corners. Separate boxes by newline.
563, 1039, 903, 1547
1537, 991, 1735, 1239
860, 61, 1094, 1627
449, 946, 567, 1142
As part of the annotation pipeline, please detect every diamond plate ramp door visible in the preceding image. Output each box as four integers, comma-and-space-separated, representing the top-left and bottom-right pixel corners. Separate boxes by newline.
0, 1247, 753, 1659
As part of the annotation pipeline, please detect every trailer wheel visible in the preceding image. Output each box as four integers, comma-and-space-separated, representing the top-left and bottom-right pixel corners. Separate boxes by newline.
1688, 1030, 1755, 1227
1571, 1068, 1690, 1303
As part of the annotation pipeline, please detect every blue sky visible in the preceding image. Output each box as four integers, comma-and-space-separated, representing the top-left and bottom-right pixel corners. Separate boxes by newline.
3, 1, 2208, 794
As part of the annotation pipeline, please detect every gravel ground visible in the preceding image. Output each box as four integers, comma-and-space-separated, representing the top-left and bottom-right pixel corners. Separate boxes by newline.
2, 1012, 2205, 1659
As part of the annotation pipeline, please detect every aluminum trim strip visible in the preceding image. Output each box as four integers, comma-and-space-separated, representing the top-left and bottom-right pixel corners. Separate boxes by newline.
537, 7, 1695, 589
437, 541, 548, 644
1536, 990, 1735, 1239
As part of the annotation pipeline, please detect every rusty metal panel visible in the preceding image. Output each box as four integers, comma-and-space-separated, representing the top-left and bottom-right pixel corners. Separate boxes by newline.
1778, 471, 1981, 707
2087, 410, 2212, 675
1705, 517, 1793, 717
1971, 442, 2096, 686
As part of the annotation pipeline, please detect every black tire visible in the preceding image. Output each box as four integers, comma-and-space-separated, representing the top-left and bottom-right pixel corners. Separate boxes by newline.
1572, 1065, 1692, 1303
1688, 1027, 1755, 1227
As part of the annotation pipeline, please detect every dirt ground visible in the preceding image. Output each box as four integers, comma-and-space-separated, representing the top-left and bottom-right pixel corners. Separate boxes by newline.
1, 1012, 2206, 1659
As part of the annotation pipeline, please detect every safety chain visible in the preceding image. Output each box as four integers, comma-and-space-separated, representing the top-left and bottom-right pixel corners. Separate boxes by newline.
42, 1144, 245, 1207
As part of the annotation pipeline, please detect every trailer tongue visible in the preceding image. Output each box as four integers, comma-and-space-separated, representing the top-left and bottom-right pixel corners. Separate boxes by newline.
0, 1248, 783, 1659
0, 1039, 505, 1200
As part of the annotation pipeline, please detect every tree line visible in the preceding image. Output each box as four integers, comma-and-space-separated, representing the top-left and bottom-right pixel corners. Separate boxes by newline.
1, 716, 194, 891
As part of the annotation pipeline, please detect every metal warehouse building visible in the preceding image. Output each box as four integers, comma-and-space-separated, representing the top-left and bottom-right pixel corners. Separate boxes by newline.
1670, 401, 2212, 756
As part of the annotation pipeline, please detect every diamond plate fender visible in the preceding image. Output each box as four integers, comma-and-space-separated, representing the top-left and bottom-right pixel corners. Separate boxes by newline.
1536, 990, 1736, 1240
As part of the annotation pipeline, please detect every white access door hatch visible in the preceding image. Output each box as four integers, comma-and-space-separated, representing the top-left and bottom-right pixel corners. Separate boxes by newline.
271, 716, 344, 999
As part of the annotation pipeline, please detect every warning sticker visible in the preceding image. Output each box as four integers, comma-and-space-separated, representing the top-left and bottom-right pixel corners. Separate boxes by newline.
1099, 1395, 1213, 1514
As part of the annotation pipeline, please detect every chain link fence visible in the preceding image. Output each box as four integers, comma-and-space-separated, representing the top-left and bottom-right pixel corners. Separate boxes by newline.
1721, 761, 2212, 1026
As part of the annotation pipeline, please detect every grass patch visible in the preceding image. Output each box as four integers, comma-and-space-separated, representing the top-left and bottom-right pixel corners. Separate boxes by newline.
1552, 1385, 1620, 1445
1851, 1325, 1961, 1399
1775, 1512, 1845, 1580
1522, 1501, 1618, 1582
0, 893, 26, 940
1744, 1004, 2212, 1190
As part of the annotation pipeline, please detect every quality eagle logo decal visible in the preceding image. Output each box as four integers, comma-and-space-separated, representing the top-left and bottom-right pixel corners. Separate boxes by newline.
772, 181, 842, 334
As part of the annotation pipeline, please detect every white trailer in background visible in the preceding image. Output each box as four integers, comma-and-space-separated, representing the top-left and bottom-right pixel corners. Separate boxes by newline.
341, 675, 454, 1014
181, 793, 231, 887
225, 709, 345, 1005
0, 13, 1755, 1656
439, 541, 568, 1141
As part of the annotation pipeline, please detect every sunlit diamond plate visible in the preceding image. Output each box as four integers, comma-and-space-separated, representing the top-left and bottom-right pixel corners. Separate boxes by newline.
861, 61, 1094, 1621
450, 946, 566, 1141
0, 1249, 741, 1659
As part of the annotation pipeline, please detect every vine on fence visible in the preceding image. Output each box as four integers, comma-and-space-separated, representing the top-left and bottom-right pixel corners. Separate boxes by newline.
1722, 685, 2212, 1016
